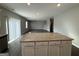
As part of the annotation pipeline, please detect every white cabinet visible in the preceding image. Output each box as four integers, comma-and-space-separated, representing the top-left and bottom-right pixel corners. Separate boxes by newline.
21, 41, 72, 56
60, 41, 72, 56
21, 42, 34, 56
49, 41, 72, 56
35, 42, 48, 56
49, 41, 61, 56
22, 46, 34, 56
35, 46, 48, 56
49, 45, 60, 56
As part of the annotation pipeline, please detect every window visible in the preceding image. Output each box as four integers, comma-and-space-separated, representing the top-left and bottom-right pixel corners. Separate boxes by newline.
26, 21, 28, 28
8, 17, 21, 41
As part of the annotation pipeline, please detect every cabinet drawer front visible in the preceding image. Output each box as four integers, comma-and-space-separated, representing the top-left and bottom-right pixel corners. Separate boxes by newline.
36, 42, 48, 46
49, 41, 61, 45
22, 42, 34, 47
61, 41, 71, 44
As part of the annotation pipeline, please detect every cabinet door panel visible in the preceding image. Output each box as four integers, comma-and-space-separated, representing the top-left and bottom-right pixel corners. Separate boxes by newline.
49, 45, 60, 56
22, 46, 34, 56
60, 44, 71, 56
60, 41, 72, 56
35, 46, 48, 56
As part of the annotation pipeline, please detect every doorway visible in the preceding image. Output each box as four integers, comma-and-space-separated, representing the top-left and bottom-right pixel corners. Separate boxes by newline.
50, 18, 54, 32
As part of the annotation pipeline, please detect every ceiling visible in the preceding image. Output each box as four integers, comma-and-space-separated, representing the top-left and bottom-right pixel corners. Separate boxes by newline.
0, 3, 79, 20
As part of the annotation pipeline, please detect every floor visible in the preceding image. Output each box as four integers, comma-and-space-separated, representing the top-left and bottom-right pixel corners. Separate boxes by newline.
71, 45, 79, 56
0, 51, 9, 56
0, 37, 21, 56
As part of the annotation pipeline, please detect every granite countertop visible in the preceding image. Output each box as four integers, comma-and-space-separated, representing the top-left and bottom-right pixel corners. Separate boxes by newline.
20, 32, 73, 42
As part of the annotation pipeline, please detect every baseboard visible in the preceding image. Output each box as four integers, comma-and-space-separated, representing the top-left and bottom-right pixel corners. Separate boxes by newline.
72, 43, 79, 48
8, 39, 16, 44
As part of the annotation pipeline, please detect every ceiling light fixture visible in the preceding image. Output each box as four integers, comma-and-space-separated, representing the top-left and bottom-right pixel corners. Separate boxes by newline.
57, 3, 61, 7
27, 3, 31, 6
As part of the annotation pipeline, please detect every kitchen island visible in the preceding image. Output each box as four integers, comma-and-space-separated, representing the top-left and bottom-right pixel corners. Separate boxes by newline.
20, 32, 73, 56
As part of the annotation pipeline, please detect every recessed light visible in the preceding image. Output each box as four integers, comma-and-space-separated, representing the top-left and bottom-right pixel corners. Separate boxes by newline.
57, 3, 61, 7
27, 3, 31, 6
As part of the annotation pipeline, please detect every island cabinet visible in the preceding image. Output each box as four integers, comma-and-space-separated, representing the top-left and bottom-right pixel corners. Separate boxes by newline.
59, 41, 72, 56
48, 41, 61, 56
21, 42, 35, 56
21, 33, 73, 56
48, 41, 72, 56
35, 42, 48, 56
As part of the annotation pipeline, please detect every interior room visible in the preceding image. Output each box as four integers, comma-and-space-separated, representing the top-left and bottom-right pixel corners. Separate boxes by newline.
0, 3, 79, 56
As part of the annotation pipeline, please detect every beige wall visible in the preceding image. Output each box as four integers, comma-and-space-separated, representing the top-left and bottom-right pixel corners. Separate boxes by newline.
30, 21, 46, 30
29, 20, 50, 32
43, 19, 50, 32
54, 5, 79, 48
0, 9, 7, 34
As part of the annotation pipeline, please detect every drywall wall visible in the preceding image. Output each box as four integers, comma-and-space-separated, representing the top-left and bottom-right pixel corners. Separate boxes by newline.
30, 21, 46, 30
0, 6, 28, 35
30, 20, 51, 32
54, 5, 79, 48
0, 9, 7, 34
43, 19, 50, 32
